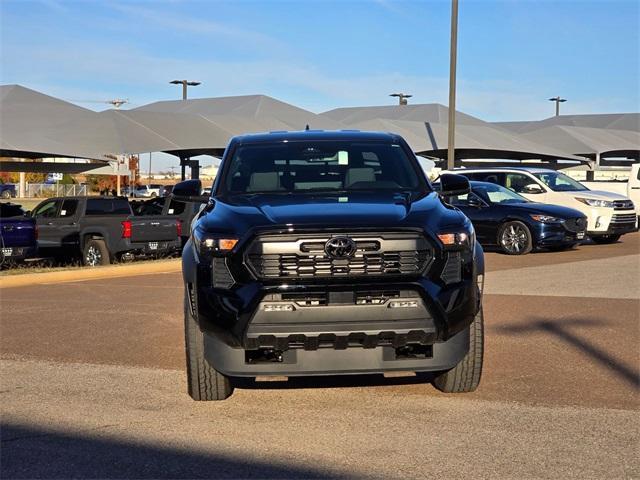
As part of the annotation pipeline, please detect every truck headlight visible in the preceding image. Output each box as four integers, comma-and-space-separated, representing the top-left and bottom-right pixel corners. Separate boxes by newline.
193, 228, 238, 259
575, 197, 613, 208
530, 214, 563, 223
437, 223, 475, 250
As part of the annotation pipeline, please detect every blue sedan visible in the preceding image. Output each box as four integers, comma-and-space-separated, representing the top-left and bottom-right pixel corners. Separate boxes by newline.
448, 181, 587, 255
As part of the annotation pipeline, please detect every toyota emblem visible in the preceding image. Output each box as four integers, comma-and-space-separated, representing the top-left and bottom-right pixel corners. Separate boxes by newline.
325, 236, 357, 259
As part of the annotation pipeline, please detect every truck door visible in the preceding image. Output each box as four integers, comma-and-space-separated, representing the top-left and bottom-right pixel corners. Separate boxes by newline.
32, 199, 62, 247
48, 198, 81, 246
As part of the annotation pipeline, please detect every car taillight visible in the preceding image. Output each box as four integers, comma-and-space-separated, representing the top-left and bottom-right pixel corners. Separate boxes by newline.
121, 220, 132, 239
176, 220, 182, 237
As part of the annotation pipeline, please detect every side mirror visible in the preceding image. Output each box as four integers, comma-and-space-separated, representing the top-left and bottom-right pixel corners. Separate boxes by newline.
171, 179, 209, 203
467, 196, 483, 207
440, 174, 471, 197
523, 183, 544, 194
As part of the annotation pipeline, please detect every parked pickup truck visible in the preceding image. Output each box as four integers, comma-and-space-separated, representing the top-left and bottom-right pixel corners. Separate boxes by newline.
31, 196, 181, 266
131, 196, 204, 247
0, 203, 37, 265
173, 130, 484, 401
0, 184, 17, 199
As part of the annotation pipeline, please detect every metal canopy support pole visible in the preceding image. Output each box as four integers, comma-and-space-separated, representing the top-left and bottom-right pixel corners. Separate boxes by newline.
180, 157, 187, 181
19, 171, 26, 198
148, 152, 152, 185
447, 0, 459, 171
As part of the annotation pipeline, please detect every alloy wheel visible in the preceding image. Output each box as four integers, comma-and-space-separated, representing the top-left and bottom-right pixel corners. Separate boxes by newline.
501, 224, 528, 254
85, 245, 102, 266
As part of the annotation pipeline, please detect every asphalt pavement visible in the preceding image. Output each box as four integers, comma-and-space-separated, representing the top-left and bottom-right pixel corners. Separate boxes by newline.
1, 233, 639, 478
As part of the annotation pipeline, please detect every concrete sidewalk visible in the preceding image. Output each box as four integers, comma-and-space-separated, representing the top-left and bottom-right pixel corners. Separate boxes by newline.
0, 259, 181, 289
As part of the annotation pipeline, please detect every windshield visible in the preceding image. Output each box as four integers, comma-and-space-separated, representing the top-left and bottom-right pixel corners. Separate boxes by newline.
534, 171, 588, 192
222, 141, 426, 195
473, 182, 529, 204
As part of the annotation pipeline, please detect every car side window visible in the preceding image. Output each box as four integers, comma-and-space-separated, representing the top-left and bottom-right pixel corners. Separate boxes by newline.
505, 173, 533, 193
33, 200, 60, 218
449, 193, 470, 206
59, 199, 78, 217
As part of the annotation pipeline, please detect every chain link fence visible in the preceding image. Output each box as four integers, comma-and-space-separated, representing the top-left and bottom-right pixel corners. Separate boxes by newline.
26, 184, 87, 198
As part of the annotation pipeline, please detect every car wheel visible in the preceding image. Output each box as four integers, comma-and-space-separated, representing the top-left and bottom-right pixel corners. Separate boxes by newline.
184, 292, 234, 401
82, 238, 111, 266
1, 190, 11, 199
151, 192, 157, 198
591, 234, 621, 244
497, 221, 533, 255
432, 307, 484, 393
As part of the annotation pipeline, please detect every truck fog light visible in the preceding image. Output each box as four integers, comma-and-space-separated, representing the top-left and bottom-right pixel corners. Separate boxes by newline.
388, 300, 418, 308
263, 303, 295, 312
595, 216, 602, 228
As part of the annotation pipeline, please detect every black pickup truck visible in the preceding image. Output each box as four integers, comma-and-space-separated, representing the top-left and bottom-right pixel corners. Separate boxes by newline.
31, 196, 181, 265
173, 130, 485, 401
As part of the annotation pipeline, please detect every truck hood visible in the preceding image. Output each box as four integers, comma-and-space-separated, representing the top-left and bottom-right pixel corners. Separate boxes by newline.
199, 192, 464, 234
566, 190, 630, 201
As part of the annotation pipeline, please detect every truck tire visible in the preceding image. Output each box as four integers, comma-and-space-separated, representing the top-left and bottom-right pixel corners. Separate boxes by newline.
432, 307, 484, 393
1, 190, 11, 199
82, 238, 111, 266
497, 221, 533, 255
591, 234, 621, 244
184, 293, 234, 401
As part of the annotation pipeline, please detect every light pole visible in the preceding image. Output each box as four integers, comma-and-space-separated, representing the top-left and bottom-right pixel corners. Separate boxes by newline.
169, 80, 201, 100
390, 93, 412, 105
549, 96, 566, 116
447, 0, 459, 171
169, 80, 201, 180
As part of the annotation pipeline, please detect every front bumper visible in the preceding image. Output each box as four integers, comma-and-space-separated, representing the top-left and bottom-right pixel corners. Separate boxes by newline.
183, 234, 483, 376
204, 325, 470, 377
582, 207, 637, 235
534, 222, 586, 247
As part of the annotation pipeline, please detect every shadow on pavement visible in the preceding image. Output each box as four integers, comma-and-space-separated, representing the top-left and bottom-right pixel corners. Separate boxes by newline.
496, 317, 639, 388
234, 372, 437, 392
0, 422, 341, 479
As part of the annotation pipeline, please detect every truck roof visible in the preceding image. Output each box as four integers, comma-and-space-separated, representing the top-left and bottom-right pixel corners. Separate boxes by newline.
231, 130, 404, 145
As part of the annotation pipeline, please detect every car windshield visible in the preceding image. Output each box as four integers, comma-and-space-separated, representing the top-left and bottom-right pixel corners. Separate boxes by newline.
534, 171, 588, 192
473, 183, 529, 204
223, 141, 426, 195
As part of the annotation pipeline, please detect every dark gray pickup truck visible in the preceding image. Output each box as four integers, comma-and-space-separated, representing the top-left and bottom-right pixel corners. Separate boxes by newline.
32, 196, 181, 265
131, 196, 204, 247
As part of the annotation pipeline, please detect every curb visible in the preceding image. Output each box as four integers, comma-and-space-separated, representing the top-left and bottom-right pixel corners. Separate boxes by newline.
0, 259, 182, 289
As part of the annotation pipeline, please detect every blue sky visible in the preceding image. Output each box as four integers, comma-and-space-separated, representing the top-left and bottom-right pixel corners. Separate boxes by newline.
0, 0, 638, 170
1, 0, 638, 119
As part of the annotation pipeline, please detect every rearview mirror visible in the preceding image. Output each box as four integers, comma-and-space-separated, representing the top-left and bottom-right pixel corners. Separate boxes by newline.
440, 174, 471, 197
523, 183, 544, 194
171, 179, 209, 203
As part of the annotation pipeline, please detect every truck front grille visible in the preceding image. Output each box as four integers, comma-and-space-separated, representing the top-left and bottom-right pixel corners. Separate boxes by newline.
610, 213, 637, 225
613, 200, 635, 210
564, 217, 587, 232
245, 232, 432, 280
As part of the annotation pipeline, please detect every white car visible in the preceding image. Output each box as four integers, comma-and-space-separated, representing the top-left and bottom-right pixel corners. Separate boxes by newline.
627, 164, 640, 217
133, 184, 164, 198
453, 167, 637, 244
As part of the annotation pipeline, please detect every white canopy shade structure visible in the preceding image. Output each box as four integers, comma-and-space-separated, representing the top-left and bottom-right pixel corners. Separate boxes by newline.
322, 103, 487, 126
0, 84, 110, 162
134, 94, 345, 132
495, 113, 640, 134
